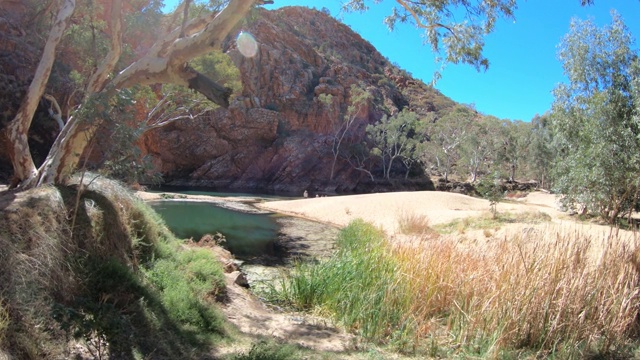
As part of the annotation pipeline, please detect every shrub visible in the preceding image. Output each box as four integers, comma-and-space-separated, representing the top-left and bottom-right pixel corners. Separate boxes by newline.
476, 174, 504, 217
397, 210, 436, 236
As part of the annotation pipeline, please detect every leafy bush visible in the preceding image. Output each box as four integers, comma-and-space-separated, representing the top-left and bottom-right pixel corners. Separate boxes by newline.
476, 174, 504, 217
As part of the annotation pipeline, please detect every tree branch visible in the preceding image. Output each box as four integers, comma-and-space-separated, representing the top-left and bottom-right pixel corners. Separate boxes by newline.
113, 0, 260, 107
395, 0, 457, 37
86, 0, 122, 94
179, 0, 192, 38
184, 67, 232, 107
5, 0, 76, 186
44, 94, 65, 131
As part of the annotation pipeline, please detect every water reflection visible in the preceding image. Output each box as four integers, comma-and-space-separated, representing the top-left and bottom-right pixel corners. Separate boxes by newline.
151, 201, 279, 259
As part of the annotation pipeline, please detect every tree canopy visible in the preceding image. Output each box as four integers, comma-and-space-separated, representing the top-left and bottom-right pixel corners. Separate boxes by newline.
550, 11, 640, 223
343, 0, 517, 74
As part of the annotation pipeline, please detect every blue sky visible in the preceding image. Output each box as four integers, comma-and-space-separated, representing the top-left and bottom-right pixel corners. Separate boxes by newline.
163, 0, 640, 121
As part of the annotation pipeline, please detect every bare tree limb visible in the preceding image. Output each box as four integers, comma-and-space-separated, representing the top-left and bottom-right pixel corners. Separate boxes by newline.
184, 66, 232, 107
5, 0, 76, 187
144, 110, 208, 132
180, 0, 192, 38
86, 0, 123, 94
395, 0, 457, 37
44, 94, 65, 131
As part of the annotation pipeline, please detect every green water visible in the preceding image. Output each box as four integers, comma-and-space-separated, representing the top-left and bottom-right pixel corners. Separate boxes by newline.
151, 201, 280, 259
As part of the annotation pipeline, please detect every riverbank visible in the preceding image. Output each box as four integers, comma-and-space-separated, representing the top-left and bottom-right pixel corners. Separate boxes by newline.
255, 190, 565, 234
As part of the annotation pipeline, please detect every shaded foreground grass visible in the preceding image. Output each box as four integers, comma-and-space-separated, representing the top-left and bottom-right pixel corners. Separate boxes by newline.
0, 176, 227, 359
271, 219, 640, 358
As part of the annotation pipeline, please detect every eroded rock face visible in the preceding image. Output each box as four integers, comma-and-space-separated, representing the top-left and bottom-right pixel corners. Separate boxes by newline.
0, 5, 447, 191
141, 7, 448, 193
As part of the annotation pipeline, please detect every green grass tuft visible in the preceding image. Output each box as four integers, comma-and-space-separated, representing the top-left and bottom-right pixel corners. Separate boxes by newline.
270, 219, 414, 345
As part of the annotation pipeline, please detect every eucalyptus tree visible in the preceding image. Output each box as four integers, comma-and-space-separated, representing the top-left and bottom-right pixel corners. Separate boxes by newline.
343, 0, 518, 76
366, 110, 424, 180
495, 119, 532, 182
323, 84, 373, 181
550, 12, 640, 223
4, 0, 271, 189
423, 105, 474, 182
460, 115, 501, 183
528, 114, 554, 189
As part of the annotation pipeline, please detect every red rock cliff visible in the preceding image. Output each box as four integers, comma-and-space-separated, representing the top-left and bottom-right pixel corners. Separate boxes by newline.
141, 6, 453, 193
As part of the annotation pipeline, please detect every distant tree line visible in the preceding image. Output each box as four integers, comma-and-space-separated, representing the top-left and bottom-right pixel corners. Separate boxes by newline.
328, 10, 640, 225
327, 85, 546, 186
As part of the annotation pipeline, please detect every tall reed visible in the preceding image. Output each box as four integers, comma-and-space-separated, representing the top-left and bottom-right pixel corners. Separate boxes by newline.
275, 219, 414, 343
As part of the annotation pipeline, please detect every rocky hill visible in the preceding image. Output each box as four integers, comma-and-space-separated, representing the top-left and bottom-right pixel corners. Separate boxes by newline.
0, 5, 458, 193
139, 6, 456, 194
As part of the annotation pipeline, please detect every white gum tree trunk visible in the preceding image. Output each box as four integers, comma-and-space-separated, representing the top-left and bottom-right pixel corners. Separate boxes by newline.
8, 0, 264, 189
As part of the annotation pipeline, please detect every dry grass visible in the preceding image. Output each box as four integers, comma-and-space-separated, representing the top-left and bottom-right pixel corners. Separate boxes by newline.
394, 229, 640, 357
397, 210, 438, 237
0, 175, 227, 358
0, 299, 8, 345
276, 214, 640, 357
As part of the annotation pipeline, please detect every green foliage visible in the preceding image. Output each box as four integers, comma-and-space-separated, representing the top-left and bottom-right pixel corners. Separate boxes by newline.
423, 105, 474, 181
476, 172, 504, 217
62, 0, 109, 79
191, 51, 242, 96
550, 12, 640, 223
366, 110, 425, 179
271, 220, 414, 345
528, 114, 554, 189
342, 0, 517, 74
317, 93, 333, 107
459, 115, 499, 182
496, 120, 533, 181
141, 225, 226, 334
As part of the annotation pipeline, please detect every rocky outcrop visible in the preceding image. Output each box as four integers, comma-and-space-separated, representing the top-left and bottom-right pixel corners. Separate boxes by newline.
141, 7, 452, 193
0, 5, 452, 192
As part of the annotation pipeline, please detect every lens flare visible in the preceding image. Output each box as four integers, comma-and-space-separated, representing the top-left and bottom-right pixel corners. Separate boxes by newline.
236, 31, 258, 58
